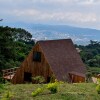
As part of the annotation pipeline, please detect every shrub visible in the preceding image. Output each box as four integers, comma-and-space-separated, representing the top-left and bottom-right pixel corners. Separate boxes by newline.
96, 84, 100, 94
50, 74, 56, 83
0, 77, 5, 84
31, 80, 61, 97
86, 72, 92, 82
1, 91, 14, 100
0, 84, 4, 90
31, 87, 44, 97
32, 76, 45, 84
46, 82, 58, 94
0, 84, 5, 93
97, 79, 100, 84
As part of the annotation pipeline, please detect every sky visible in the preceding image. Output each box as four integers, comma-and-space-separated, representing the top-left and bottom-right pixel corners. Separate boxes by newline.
0, 0, 100, 29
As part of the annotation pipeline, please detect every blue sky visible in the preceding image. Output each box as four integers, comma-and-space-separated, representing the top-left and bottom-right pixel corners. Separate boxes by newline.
0, 0, 100, 29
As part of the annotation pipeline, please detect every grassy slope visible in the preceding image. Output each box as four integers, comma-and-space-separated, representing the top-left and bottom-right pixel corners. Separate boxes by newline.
1, 83, 100, 100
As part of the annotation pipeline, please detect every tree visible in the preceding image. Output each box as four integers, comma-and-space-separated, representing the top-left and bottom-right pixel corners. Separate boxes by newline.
0, 26, 35, 70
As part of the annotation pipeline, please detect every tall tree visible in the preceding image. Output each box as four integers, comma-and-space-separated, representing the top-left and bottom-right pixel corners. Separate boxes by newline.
0, 26, 35, 70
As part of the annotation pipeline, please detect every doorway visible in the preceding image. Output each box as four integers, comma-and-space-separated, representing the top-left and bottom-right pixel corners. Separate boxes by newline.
24, 72, 32, 82
47, 77, 51, 83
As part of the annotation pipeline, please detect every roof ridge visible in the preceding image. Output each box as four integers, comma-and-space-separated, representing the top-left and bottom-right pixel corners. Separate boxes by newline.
37, 38, 72, 43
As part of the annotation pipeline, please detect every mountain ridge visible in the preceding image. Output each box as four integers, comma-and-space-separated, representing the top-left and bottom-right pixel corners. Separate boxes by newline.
0, 23, 100, 45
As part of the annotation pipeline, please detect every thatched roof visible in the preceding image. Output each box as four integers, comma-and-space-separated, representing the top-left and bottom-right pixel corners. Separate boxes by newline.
38, 39, 86, 81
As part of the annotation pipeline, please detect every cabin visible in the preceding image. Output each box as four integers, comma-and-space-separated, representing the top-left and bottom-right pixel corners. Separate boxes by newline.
11, 39, 86, 84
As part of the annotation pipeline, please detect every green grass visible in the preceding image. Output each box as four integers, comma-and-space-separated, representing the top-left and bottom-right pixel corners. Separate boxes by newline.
0, 83, 100, 100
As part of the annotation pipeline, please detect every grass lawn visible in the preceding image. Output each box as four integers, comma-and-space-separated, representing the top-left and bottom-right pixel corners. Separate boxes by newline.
0, 83, 100, 100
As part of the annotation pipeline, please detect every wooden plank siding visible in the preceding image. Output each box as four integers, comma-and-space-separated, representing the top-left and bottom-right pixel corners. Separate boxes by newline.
12, 43, 55, 84
69, 73, 85, 83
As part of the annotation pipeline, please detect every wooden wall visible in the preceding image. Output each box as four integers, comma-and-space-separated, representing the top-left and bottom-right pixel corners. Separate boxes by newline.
69, 74, 85, 83
11, 43, 54, 84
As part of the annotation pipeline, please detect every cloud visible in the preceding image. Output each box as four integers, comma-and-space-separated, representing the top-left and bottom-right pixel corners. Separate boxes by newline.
6, 9, 97, 23
31, 0, 100, 6
12, 9, 39, 17
0, 0, 100, 29
77, 0, 100, 5
32, 0, 71, 3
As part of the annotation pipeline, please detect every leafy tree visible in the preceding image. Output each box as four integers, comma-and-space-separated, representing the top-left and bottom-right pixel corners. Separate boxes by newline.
0, 26, 35, 70
76, 40, 100, 75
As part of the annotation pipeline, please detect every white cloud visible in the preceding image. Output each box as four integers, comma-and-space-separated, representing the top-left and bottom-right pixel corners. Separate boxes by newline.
77, 0, 100, 5
0, 0, 100, 29
65, 12, 97, 23
2, 8, 97, 24
32, 0, 70, 3
12, 9, 39, 16
31, 0, 100, 5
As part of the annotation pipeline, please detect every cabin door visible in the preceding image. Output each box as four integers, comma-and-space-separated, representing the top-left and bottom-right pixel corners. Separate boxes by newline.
47, 77, 51, 83
24, 72, 32, 82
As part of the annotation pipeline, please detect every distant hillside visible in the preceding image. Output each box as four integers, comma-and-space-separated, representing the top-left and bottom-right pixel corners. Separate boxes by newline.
30, 24, 100, 45
0, 23, 100, 45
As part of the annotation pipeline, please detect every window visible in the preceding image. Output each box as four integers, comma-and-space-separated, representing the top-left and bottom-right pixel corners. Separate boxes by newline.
33, 51, 41, 62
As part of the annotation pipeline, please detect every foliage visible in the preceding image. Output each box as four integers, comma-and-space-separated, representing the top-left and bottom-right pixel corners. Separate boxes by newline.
97, 79, 100, 84
87, 67, 100, 76
32, 76, 45, 84
31, 81, 60, 97
76, 40, 100, 76
0, 84, 5, 92
86, 72, 92, 82
76, 40, 100, 68
50, 74, 56, 83
0, 26, 35, 70
96, 84, 100, 94
46, 81, 59, 94
0, 77, 5, 84
31, 87, 44, 97
95, 79, 100, 94
1, 83, 100, 100
1, 91, 14, 100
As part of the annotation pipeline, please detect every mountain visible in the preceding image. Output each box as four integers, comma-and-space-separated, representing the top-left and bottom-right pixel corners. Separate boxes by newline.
29, 24, 100, 45
0, 22, 100, 45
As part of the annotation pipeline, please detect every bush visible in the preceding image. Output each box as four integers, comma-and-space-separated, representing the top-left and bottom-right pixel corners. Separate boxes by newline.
97, 79, 100, 84
46, 82, 58, 94
1, 91, 14, 100
32, 76, 45, 84
96, 84, 100, 94
31, 88, 44, 97
0, 84, 4, 90
0, 84, 5, 94
0, 77, 5, 84
31, 80, 61, 97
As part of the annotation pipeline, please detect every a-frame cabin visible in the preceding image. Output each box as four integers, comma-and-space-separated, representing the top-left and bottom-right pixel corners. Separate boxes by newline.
12, 39, 86, 84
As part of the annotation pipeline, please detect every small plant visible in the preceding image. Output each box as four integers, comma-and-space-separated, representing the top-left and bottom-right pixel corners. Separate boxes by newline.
50, 74, 56, 83
46, 82, 58, 94
97, 79, 100, 84
96, 84, 100, 94
0, 84, 5, 94
86, 72, 92, 82
31, 79, 61, 97
32, 76, 45, 84
0, 84, 4, 90
31, 87, 44, 97
62, 75, 68, 82
1, 91, 14, 100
